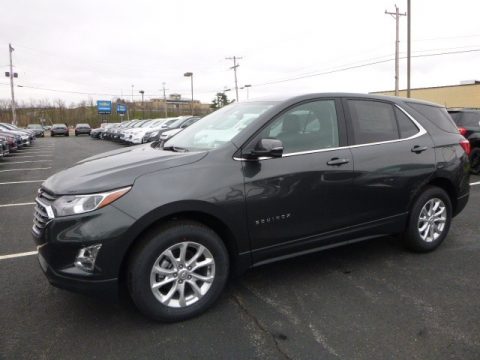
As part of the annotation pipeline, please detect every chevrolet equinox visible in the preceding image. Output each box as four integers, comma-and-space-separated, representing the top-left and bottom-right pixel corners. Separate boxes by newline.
32, 93, 470, 321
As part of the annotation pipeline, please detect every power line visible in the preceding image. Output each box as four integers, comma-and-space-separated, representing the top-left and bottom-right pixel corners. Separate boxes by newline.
3, 48, 479, 99
252, 48, 480, 88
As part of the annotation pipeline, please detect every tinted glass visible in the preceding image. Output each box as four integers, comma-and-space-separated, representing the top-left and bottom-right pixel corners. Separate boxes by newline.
348, 100, 399, 144
395, 108, 419, 138
259, 100, 339, 154
457, 111, 480, 128
408, 103, 458, 133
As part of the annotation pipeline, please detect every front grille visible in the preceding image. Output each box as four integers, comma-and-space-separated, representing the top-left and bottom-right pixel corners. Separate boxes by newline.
32, 189, 57, 236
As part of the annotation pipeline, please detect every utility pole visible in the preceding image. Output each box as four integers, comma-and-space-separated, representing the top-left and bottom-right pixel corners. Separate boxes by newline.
226, 56, 242, 102
407, 0, 411, 98
385, 5, 406, 96
162, 82, 168, 118
8, 44, 17, 125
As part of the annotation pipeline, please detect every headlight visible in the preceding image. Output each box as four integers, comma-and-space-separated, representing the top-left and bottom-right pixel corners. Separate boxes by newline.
52, 187, 131, 217
149, 131, 159, 137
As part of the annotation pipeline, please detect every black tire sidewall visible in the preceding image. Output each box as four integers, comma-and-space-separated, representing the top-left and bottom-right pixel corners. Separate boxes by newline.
128, 222, 229, 322
405, 186, 452, 252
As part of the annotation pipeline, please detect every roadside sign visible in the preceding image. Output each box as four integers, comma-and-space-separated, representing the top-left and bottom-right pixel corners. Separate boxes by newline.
116, 104, 127, 114
97, 100, 112, 114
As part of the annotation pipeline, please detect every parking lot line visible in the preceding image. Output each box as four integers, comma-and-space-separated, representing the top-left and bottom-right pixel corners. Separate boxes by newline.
0, 180, 45, 185
13, 155, 53, 158
471, 181, 480, 186
0, 167, 52, 172
0, 251, 37, 261
0, 202, 35, 208
0, 160, 52, 165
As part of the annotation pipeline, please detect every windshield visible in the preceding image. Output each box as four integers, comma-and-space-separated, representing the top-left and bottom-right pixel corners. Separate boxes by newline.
163, 102, 275, 151
167, 118, 189, 128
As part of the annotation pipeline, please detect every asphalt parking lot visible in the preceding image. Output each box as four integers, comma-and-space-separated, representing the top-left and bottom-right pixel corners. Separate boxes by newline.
1, 136, 479, 360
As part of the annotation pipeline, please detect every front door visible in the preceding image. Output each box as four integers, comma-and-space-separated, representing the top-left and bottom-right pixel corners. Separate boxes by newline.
240, 99, 354, 261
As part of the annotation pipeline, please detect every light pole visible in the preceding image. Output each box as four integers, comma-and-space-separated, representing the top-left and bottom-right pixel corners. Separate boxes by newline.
162, 82, 168, 118
242, 84, 251, 100
184, 72, 194, 115
7, 44, 17, 125
139, 90, 145, 119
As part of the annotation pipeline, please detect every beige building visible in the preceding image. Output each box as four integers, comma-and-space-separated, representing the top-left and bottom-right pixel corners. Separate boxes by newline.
132, 94, 211, 117
372, 82, 480, 109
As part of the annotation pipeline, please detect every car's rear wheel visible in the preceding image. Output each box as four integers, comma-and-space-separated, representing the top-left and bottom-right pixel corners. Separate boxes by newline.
128, 221, 229, 322
403, 186, 452, 252
470, 148, 480, 175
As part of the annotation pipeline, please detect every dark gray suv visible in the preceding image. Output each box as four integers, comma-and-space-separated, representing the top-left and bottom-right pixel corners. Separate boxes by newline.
33, 93, 470, 322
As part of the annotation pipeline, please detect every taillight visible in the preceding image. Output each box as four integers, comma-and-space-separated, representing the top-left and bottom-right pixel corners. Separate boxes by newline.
458, 127, 467, 136
460, 139, 471, 155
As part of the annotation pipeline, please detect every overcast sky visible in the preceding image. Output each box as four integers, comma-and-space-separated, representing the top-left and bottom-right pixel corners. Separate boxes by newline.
1, 0, 479, 106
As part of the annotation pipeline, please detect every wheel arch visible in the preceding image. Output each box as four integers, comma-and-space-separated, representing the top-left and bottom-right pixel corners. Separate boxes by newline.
409, 176, 458, 217
117, 202, 250, 289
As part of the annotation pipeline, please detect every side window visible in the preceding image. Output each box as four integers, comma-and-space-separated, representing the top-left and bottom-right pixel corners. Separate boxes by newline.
348, 100, 399, 144
395, 108, 419, 138
259, 100, 339, 154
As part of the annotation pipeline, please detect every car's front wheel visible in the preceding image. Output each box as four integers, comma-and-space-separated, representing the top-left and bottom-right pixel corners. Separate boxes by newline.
128, 221, 229, 322
403, 186, 452, 252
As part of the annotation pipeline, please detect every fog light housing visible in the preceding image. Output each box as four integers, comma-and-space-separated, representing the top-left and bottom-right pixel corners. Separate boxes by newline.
74, 244, 102, 273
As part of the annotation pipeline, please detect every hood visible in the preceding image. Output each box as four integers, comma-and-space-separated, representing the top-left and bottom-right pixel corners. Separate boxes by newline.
43, 144, 207, 195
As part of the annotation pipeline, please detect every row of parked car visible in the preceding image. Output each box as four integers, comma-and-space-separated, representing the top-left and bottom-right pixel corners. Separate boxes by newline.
0, 122, 39, 156
90, 116, 201, 145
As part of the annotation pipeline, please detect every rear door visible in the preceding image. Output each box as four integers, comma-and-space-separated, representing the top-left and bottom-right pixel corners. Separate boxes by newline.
343, 98, 435, 226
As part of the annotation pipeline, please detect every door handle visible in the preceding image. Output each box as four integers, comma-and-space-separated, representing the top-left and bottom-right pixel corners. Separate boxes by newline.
327, 158, 350, 166
411, 145, 428, 153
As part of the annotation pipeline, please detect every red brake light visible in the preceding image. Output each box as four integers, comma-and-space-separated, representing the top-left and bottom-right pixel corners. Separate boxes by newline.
458, 127, 467, 136
460, 139, 471, 155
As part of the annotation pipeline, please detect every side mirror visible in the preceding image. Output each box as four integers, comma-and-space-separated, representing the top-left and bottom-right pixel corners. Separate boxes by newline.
250, 138, 284, 159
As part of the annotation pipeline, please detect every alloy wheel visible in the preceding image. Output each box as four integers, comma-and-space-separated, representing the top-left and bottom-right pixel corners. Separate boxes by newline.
150, 241, 215, 308
417, 198, 447, 243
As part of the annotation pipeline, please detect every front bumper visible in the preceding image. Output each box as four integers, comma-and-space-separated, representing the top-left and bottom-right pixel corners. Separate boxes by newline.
32, 203, 137, 300
37, 251, 119, 300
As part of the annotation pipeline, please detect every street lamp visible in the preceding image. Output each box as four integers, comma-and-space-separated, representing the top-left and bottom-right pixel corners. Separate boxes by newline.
139, 90, 145, 119
184, 72, 194, 115
242, 84, 251, 100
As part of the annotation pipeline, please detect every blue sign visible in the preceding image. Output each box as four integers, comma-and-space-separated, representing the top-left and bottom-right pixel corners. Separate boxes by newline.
97, 100, 112, 114
116, 104, 127, 114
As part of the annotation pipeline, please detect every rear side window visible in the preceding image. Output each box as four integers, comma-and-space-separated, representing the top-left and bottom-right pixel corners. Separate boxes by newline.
408, 103, 458, 133
348, 100, 399, 144
395, 108, 419, 138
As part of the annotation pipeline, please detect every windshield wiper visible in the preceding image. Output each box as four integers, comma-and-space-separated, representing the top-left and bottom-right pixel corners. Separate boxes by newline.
162, 145, 189, 152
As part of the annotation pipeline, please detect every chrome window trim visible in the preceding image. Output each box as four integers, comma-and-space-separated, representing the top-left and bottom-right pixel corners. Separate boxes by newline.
233, 104, 427, 161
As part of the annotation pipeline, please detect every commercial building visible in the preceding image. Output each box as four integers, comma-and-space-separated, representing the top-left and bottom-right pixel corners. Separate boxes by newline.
372, 81, 480, 108
133, 94, 211, 117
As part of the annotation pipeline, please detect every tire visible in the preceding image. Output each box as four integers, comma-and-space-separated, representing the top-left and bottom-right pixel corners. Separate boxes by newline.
403, 186, 452, 252
128, 221, 229, 322
470, 148, 480, 175
51, 134, 55, 137
66, 133, 69, 137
